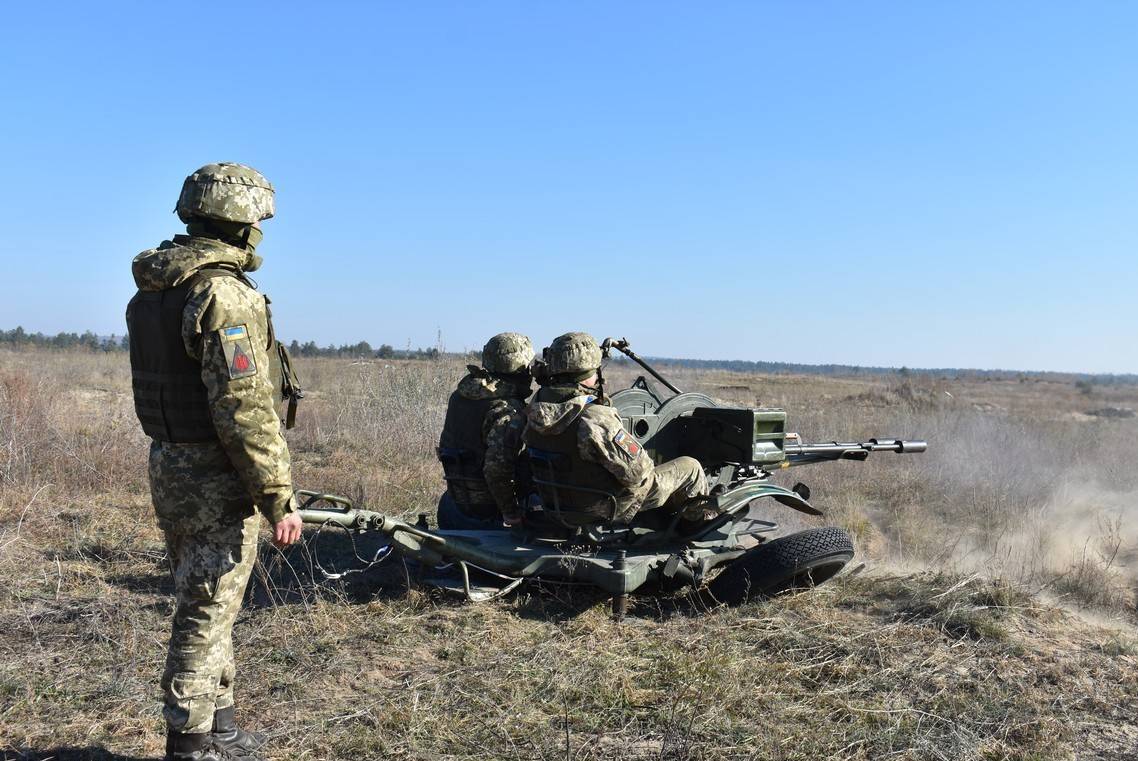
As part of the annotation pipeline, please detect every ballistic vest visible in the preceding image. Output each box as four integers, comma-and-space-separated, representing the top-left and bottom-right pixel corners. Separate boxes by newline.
127, 268, 299, 443
523, 390, 625, 524
437, 391, 501, 516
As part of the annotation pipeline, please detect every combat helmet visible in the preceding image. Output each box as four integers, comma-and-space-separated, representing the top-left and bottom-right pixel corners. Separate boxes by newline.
482, 333, 534, 375
176, 163, 275, 224
546, 332, 602, 381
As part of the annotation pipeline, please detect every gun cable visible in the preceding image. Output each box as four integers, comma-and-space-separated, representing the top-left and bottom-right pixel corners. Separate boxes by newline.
309, 519, 393, 580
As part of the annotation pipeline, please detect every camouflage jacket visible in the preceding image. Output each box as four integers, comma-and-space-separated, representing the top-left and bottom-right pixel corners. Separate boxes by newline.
439, 371, 529, 513
524, 385, 653, 522
130, 235, 294, 531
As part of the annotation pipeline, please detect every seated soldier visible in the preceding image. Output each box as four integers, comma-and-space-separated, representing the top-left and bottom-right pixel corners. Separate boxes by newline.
437, 333, 535, 528
523, 332, 708, 527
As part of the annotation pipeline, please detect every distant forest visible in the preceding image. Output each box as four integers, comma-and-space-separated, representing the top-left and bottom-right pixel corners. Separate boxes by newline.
0, 326, 441, 361
2, 325, 1135, 384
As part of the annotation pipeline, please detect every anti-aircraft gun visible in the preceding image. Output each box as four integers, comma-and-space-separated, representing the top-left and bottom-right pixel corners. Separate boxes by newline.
297, 338, 926, 617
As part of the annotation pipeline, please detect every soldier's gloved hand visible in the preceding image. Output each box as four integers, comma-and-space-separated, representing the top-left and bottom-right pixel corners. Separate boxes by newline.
273, 512, 304, 547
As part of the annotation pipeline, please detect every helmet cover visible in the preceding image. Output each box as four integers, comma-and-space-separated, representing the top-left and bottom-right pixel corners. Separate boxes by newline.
176, 162, 275, 224
482, 332, 535, 374
546, 332, 602, 377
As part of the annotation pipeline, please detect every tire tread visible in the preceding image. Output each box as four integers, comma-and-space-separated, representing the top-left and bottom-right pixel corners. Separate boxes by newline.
707, 526, 854, 604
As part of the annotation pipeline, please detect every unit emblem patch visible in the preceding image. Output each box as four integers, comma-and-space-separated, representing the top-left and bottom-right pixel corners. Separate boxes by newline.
218, 325, 257, 379
613, 430, 641, 459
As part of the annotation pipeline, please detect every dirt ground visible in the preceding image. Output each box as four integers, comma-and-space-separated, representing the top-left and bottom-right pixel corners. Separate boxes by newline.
2, 349, 1136, 760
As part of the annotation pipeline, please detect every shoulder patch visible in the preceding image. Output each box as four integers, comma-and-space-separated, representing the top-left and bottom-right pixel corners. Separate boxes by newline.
218, 324, 257, 379
612, 429, 642, 460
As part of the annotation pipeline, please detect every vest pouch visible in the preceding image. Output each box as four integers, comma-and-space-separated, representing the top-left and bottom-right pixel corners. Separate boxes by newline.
437, 446, 496, 516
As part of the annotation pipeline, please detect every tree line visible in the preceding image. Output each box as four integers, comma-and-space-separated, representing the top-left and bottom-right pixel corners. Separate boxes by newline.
0, 326, 441, 360
285, 340, 441, 360
0, 326, 128, 352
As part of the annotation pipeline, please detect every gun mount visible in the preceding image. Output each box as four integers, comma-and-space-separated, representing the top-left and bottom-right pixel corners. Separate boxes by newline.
298, 338, 928, 616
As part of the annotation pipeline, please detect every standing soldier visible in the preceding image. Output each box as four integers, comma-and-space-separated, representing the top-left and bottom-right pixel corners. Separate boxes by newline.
126, 163, 303, 761
437, 333, 535, 528
524, 332, 709, 526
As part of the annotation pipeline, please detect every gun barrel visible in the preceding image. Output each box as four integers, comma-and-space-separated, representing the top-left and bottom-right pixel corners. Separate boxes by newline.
783, 438, 927, 464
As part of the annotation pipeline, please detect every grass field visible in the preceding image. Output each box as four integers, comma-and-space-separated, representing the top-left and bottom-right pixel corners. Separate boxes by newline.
2, 348, 1137, 760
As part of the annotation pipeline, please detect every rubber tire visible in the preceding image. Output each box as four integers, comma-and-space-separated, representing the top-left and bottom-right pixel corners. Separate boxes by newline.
707, 527, 854, 604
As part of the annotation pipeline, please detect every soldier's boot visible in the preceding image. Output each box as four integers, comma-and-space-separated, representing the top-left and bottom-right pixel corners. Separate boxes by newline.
678, 496, 722, 522
164, 731, 247, 761
211, 706, 268, 754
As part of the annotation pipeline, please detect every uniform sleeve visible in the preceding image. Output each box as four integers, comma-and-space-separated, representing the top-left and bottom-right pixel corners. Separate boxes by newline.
577, 406, 652, 489
481, 400, 525, 514
182, 277, 295, 524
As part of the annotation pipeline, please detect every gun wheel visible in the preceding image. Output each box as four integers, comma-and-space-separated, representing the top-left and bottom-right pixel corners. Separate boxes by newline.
707, 527, 854, 605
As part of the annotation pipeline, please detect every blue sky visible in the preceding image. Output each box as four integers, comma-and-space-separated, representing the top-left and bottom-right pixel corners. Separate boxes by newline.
0, 2, 1135, 373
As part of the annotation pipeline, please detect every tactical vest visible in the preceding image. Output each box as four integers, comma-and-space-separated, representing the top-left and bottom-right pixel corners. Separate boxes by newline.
437, 392, 501, 517
127, 268, 301, 443
523, 401, 625, 525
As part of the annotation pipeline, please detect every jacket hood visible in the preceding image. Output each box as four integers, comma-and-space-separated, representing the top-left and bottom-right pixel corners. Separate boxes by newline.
525, 385, 598, 435
132, 235, 250, 291
456, 369, 531, 402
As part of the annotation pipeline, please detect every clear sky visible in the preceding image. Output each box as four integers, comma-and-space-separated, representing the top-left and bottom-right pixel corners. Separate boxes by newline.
1, 2, 1135, 373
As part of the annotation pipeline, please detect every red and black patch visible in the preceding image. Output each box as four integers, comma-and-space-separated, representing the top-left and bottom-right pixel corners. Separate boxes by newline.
231, 343, 252, 374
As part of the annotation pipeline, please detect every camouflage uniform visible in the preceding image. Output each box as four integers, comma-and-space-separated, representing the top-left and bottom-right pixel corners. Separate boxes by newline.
127, 164, 295, 749
525, 385, 706, 523
162, 514, 260, 735
437, 334, 534, 525
524, 333, 707, 525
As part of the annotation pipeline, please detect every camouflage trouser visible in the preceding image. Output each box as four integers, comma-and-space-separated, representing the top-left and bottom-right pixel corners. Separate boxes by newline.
161, 513, 259, 734
609, 457, 708, 523
642, 456, 708, 513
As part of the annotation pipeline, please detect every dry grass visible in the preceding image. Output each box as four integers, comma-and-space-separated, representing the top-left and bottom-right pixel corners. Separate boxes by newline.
2, 348, 1137, 760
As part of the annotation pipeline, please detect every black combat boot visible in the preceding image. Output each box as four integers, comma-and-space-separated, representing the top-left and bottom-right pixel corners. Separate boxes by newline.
164, 731, 234, 761
211, 705, 268, 754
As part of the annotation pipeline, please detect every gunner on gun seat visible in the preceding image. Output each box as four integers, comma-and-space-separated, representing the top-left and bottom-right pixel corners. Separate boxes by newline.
437, 333, 535, 528
523, 332, 709, 526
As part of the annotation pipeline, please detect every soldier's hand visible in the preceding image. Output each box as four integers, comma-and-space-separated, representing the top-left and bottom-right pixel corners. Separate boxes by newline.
272, 512, 304, 547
